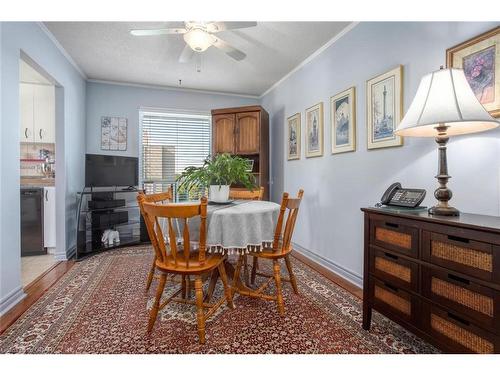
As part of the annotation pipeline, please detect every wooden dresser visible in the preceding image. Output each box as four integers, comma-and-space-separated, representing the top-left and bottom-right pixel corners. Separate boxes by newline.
211, 105, 269, 200
361, 207, 500, 353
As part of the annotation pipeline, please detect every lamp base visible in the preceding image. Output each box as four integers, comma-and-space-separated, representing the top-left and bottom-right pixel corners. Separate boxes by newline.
428, 205, 460, 216
429, 126, 460, 217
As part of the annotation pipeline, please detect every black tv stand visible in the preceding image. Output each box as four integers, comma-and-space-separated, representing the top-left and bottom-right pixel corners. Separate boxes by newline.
75, 186, 145, 261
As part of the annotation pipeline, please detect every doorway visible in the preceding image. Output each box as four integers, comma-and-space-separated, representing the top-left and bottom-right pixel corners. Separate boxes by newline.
19, 56, 59, 288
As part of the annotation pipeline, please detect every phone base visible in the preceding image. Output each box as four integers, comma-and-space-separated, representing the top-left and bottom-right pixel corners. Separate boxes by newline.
428, 205, 460, 216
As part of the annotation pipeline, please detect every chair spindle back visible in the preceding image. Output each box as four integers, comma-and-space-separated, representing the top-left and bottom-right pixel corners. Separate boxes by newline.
140, 197, 208, 268
229, 187, 265, 201
272, 189, 304, 253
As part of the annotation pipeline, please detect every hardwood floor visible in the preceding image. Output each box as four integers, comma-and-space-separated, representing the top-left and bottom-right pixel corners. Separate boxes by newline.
0, 249, 361, 335
0, 260, 74, 334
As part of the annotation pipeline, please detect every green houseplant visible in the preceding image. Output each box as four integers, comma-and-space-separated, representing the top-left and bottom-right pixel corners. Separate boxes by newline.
177, 153, 256, 202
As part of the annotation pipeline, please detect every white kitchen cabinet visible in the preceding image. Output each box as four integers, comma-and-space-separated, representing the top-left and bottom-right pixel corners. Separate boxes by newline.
20, 83, 34, 143
19, 83, 55, 144
43, 187, 56, 250
34, 85, 55, 144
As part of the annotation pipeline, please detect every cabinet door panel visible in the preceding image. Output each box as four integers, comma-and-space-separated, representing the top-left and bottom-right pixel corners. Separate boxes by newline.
20, 83, 34, 142
213, 114, 235, 154
34, 85, 55, 144
43, 187, 56, 248
236, 112, 260, 154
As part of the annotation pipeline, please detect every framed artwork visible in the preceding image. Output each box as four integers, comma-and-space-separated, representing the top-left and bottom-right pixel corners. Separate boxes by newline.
287, 113, 301, 160
101, 116, 127, 151
305, 102, 324, 158
366, 65, 403, 150
446, 26, 500, 117
331, 87, 356, 154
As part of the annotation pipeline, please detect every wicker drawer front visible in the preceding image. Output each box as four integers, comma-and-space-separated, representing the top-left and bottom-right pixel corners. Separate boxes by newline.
422, 267, 499, 333
371, 276, 419, 325
370, 219, 419, 258
370, 248, 418, 292
422, 231, 498, 283
423, 303, 499, 353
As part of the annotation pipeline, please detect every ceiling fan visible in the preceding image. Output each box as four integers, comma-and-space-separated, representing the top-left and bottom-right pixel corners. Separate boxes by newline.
130, 21, 257, 63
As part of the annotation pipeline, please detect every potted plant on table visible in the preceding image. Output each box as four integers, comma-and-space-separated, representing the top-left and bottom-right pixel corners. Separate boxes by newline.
177, 153, 256, 202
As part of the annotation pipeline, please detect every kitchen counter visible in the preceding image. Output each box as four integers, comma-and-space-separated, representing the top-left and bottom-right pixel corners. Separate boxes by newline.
21, 177, 55, 187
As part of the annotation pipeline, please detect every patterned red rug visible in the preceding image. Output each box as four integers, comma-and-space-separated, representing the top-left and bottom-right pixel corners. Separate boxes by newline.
0, 246, 437, 353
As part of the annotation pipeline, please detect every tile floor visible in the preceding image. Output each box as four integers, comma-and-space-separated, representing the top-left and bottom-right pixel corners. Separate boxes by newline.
21, 254, 58, 287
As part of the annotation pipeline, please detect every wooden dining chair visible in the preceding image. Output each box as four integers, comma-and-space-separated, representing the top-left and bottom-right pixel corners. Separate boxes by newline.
139, 196, 233, 344
228, 186, 265, 201
137, 188, 173, 292
233, 189, 304, 315
228, 186, 265, 285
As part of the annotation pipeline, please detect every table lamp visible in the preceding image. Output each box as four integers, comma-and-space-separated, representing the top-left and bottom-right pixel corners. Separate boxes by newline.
395, 67, 499, 216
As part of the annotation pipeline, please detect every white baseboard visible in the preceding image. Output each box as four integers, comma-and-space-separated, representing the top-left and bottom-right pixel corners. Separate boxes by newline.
293, 242, 363, 288
54, 245, 75, 261
0, 286, 26, 316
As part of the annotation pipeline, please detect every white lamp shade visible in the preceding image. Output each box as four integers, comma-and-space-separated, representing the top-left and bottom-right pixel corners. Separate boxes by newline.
183, 29, 215, 52
395, 68, 499, 137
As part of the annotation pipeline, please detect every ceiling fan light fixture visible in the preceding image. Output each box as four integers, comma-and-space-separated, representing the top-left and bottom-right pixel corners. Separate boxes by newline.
183, 29, 214, 52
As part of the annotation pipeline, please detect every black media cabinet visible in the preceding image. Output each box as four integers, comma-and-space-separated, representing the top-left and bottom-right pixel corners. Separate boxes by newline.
75, 187, 146, 260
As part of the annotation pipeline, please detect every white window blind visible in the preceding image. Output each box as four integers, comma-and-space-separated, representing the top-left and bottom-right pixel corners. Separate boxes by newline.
140, 110, 211, 198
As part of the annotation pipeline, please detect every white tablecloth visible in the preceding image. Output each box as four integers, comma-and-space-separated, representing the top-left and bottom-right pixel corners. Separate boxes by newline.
176, 200, 281, 254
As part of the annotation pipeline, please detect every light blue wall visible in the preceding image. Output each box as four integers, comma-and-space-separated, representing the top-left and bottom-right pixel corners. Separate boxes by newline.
261, 22, 500, 286
0, 22, 86, 313
86, 82, 258, 157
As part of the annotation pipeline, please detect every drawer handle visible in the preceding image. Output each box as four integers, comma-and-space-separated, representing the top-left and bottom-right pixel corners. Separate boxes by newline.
385, 222, 399, 228
447, 273, 470, 285
384, 282, 399, 292
447, 235, 470, 244
384, 252, 399, 260
447, 312, 470, 326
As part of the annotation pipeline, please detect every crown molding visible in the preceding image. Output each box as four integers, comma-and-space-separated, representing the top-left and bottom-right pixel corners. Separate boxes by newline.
87, 79, 260, 99
37, 22, 87, 80
259, 22, 359, 98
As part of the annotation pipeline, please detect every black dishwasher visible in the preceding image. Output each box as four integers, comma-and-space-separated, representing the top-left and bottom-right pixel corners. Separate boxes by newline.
20, 188, 46, 256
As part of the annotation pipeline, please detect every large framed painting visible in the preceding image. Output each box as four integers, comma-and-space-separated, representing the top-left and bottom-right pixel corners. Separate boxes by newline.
366, 65, 403, 150
446, 26, 500, 117
331, 87, 356, 154
287, 113, 301, 160
305, 102, 324, 158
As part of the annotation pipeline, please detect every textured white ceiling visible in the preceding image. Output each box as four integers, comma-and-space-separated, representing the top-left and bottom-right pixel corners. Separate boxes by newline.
44, 22, 351, 96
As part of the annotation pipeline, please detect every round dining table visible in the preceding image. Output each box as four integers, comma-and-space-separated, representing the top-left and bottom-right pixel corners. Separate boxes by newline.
183, 199, 282, 254
172, 199, 282, 301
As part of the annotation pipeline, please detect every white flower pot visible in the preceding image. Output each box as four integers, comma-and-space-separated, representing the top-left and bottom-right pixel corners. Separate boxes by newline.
209, 185, 230, 202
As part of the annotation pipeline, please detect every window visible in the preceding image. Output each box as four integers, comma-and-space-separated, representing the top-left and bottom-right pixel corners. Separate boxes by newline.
140, 109, 211, 199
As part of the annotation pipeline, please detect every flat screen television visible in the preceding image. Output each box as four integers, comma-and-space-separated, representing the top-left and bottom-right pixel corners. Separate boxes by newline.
85, 154, 139, 188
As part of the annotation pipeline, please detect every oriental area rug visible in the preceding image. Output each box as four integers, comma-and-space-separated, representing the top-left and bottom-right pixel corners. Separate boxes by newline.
0, 246, 437, 354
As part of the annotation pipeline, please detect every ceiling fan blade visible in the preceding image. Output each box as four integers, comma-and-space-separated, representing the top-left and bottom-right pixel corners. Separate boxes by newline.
179, 44, 194, 63
130, 28, 187, 36
212, 37, 246, 61
206, 22, 257, 33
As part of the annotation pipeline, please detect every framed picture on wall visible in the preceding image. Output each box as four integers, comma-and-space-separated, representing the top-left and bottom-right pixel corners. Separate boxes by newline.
305, 102, 324, 158
101, 116, 127, 151
446, 26, 500, 117
366, 65, 403, 150
287, 113, 301, 160
331, 87, 356, 154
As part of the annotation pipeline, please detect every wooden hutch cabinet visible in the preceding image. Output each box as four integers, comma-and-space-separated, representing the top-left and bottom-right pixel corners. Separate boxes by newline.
211, 105, 269, 200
